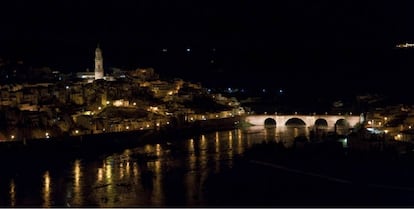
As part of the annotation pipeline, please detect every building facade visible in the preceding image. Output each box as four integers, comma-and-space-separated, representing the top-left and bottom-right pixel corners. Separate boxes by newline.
94, 44, 104, 80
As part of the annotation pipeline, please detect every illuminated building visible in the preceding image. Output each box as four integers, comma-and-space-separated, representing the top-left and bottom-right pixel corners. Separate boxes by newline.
94, 44, 104, 80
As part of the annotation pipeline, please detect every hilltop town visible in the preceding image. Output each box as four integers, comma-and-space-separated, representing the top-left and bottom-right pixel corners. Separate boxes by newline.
0, 46, 244, 141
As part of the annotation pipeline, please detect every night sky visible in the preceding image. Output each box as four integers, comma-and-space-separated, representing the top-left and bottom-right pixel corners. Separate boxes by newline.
1, 0, 414, 96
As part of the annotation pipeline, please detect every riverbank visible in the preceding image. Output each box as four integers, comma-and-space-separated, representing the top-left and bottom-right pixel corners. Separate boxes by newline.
0, 116, 243, 164
204, 138, 414, 207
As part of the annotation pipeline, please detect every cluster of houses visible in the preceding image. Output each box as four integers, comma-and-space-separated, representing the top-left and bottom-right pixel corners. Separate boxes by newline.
0, 65, 245, 141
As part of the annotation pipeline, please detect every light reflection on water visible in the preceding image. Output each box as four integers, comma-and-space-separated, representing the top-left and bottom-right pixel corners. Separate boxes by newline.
0, 126, 315, 207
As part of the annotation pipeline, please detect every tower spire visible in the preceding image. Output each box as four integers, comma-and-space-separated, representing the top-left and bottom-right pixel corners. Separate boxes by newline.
94, 44, 104, 80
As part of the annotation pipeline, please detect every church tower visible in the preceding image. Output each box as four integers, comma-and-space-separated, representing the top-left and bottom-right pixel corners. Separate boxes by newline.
94, 44, 104, 80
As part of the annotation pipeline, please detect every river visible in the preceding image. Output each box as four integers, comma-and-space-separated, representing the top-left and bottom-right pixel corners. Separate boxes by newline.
0, 126, 309, 207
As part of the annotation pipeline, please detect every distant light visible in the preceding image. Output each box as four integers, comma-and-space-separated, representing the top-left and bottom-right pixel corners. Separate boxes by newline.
162, 48, 168, 52
279, 89, 283, 94
66, 86, 70, 89
262, 88, 266, 93
396, 43, 414, 48
394, 134, 402, 141
186, 48, 191, 52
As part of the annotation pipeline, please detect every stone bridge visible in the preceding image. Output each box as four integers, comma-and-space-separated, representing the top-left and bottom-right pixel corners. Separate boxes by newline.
244, 114, 361, 130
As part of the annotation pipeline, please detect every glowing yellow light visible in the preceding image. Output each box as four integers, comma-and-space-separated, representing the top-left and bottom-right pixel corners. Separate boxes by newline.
75, 130, 79, 134
98, 168, 103, 181
11, 135, 14, 140
106, 164, 112, 180
394, 134, 402, 140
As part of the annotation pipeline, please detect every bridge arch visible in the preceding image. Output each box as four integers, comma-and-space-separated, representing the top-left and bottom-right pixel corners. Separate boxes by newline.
285, 118, 306, 127
314, 118, 328, 130
264, 118, 276, 128
335, 118, 350, 135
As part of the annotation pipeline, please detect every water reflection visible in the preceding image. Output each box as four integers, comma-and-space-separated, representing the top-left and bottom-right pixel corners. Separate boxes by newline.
42, 171, 51, 208
9, 179, 15, 207
214, 132, 220, 173
72, 160, 83, 206
0, 127, 310, 207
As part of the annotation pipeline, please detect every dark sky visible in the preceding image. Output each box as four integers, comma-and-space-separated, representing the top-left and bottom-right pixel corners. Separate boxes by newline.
0, 0, 413, 95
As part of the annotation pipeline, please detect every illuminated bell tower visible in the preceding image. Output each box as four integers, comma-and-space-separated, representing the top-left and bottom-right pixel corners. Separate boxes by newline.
94, 44, 104, 80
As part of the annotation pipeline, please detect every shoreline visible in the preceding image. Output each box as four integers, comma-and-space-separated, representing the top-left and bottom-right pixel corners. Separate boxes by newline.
0, 116, 243, 162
